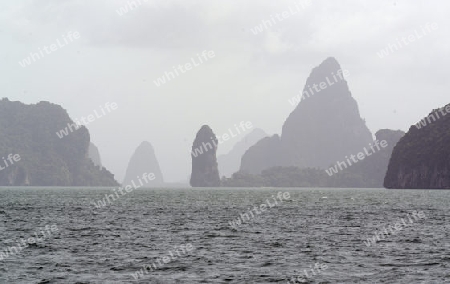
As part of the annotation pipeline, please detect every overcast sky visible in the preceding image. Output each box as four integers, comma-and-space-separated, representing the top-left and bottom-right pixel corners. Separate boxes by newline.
1, 0, 449, 183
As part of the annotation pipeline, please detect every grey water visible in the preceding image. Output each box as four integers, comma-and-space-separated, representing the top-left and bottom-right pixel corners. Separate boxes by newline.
0, 188, 448, 283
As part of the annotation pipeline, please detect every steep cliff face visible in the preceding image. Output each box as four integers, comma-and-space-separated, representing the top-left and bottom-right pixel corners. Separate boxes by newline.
218, 128, 267, 177
240, 57, 373, 174
0, 98, 118, 186
190, 125, 220, 187
280, 57, 373, 168
384, 104, 450, 189
239, 135, 281, 175
88, 143, 102, 169
123, 141, 164, 187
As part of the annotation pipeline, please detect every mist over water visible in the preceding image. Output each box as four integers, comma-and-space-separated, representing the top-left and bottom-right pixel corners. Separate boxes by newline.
0, 188, 448, 283
2, 1, 450, 283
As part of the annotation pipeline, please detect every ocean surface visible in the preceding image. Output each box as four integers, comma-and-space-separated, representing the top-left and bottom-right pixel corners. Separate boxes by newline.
0, 187, 448, 284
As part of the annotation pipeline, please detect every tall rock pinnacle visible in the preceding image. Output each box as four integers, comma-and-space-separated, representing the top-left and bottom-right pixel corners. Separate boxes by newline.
280, 57, 373, 168
239, 57, 373, 174
123, 141, 164, 187
190, 125, 220, 187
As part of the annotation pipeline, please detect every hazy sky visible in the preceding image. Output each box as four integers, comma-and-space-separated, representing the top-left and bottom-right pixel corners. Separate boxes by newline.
1, 0, 449, 182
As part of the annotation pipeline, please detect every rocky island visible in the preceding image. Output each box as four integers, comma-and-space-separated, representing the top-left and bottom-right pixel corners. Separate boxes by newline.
0, 98, 119, 186
190, 125, 220, 187
240, 57, 373, 174
384, 104, 450, 189
123, 141, 164, 187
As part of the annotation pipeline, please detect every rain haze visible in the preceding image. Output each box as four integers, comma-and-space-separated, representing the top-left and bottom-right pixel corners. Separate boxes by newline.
1, 1, 450, 283
1, 0, 448, 182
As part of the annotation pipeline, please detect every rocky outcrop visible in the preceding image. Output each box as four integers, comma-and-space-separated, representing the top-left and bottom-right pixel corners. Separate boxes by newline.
123, 141, 164, 187
240, 135, 281, 175
88, 143, 102, 169
218, 128, 267, 177
240, 57, 373, 174
384, 104, 450, 189
280, 57, 373, 168
0, 98, 119, 186
344, 129, 405, 187
225, 129, 405, 188
190, 125, 220, 187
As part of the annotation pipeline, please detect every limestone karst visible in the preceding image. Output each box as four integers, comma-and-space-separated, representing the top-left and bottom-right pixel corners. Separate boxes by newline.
190, 125, 220, 187
123, 141, 164, 187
